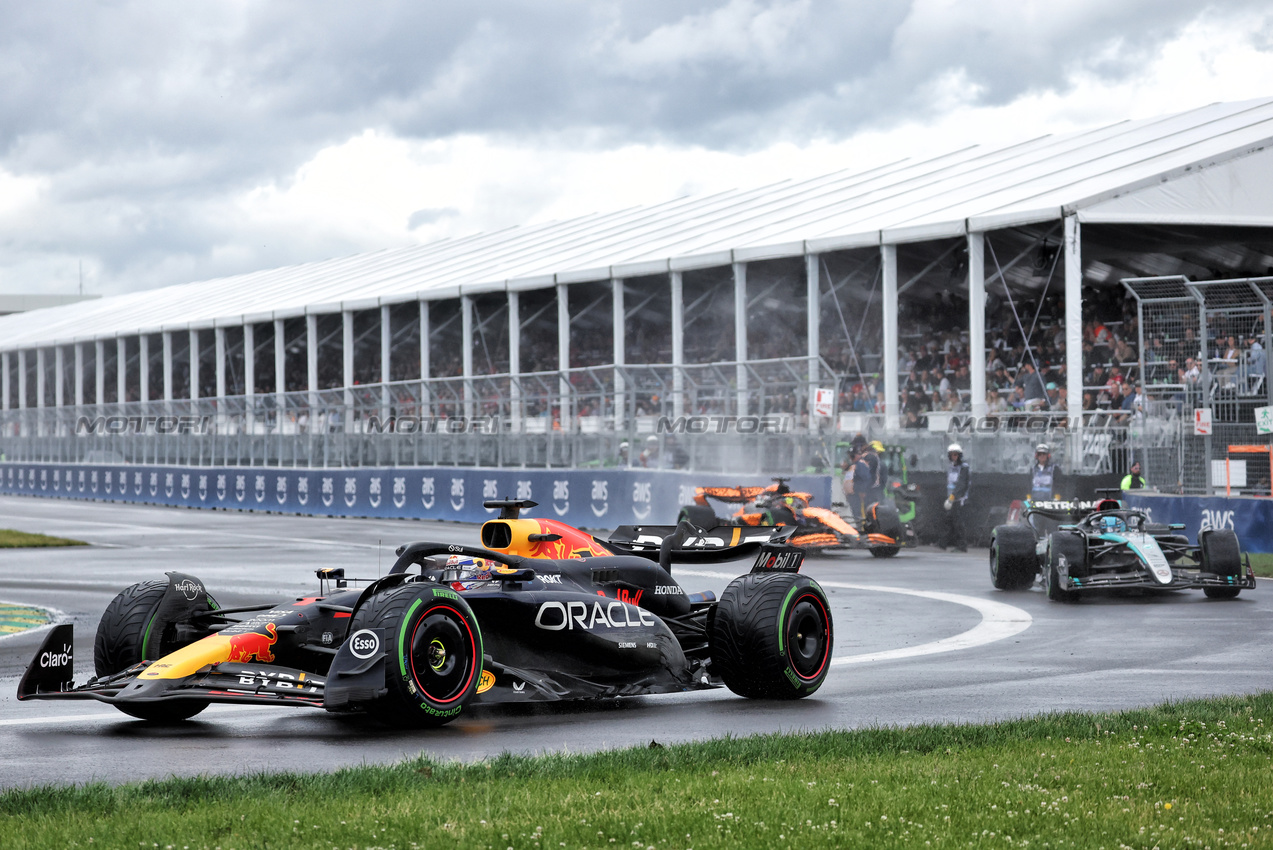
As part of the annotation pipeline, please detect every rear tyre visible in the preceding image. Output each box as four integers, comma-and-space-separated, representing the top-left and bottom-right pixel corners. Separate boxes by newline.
1045, 532, 1086, 603
989, 524, 1037, 590
710, 573, 832, 699
1200, 529, 1242, 599
677, 505, 719, 530
350, 584, 482, 727
866, 502, 902, 558
761, 505, 798, 526
94, 580, 217, 721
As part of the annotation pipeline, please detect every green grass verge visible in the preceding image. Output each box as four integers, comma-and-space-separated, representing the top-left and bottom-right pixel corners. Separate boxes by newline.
1245, 552, 1273, 578
0, 529, 87, 548
4, 694, 1273, 849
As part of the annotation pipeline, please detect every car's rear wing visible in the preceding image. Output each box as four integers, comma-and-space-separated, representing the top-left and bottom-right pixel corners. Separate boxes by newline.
605, 523, 794, 571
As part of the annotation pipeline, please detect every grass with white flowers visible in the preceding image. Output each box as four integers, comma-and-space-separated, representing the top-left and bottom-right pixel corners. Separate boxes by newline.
3, 693, 1273, 849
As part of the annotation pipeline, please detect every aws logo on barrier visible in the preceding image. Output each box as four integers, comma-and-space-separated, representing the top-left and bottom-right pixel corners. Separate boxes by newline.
552, 480, 569, 516
1201, 509, 1236, 531
590, 479, 609, 518
421, 476, 435, 510
632, 480, 652, 520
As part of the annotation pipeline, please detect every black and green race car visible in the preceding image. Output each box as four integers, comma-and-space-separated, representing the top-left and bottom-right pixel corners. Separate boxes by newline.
989, 492, 1256, 602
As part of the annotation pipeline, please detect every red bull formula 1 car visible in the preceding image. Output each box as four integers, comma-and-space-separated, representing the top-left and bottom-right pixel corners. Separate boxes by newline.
18, 501, 833, 726
677, 479, 903, 557
989, 492, 1256, 602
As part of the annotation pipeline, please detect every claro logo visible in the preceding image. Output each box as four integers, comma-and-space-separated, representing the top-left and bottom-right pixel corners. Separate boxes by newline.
41, 644, 72, 668
348, 629, 380, 660
534, 600, 657, 631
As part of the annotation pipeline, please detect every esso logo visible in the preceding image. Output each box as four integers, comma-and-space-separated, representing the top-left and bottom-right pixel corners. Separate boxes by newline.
348, 629, 380, 660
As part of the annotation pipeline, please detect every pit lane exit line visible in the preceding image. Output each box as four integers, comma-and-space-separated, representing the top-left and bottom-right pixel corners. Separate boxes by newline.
677, 571, 1033, 665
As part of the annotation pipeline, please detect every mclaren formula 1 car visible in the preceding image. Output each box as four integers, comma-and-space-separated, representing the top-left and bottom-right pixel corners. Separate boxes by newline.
676, 479, 903, 557
18, 501, 833, 725
989, 492, 1256, 602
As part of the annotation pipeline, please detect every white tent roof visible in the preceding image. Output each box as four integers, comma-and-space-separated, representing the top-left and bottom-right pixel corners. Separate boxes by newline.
5, 96, 1273, 351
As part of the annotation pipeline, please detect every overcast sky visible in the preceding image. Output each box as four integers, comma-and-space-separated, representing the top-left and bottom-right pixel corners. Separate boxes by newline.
1, 0, 1271, 296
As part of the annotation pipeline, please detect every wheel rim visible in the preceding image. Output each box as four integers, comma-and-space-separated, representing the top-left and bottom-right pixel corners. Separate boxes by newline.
408, 608, 476, 704
785, 594, 830, 679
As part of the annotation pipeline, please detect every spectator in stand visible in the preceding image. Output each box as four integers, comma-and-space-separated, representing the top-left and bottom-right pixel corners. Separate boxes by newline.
1009, 385, 1027, 411
1114, 338, 1136, 367
1249, 336, 1267, 387
1045, 382, 1060, 410
1123, 383, 1145, 420
1183, 357, 1201, 386
1016, 361, 1047, 405
1217, 335, 1240, 385
1108, 382, 1128, 420
903, 409, 924, 429
986, 390, 1007, 413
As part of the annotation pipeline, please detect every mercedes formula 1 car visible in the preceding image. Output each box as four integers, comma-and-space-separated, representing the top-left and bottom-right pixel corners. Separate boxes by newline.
989, 492, 1255, 602
677, 478, 903, 557
18, 501, 833, 725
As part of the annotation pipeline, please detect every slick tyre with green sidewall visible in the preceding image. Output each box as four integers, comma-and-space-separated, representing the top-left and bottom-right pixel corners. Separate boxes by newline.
1199, 528, 1243, 599
351, 584, 483, 726
989, 524, 1037, 590
94, 580, 219, 721
709, 573, 833, 699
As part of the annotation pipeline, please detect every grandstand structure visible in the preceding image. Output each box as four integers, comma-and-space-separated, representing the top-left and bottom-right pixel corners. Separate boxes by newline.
3, 97, 1273, 484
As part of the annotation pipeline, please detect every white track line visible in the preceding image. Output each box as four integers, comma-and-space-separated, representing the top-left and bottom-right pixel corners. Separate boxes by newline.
678, 570, 1033, 665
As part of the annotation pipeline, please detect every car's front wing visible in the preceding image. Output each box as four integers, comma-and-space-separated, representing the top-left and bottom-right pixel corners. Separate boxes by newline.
1062, 565, 1257, 592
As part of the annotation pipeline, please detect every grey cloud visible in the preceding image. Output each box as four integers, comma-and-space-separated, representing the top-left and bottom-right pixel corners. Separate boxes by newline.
1, 0, 1270, 295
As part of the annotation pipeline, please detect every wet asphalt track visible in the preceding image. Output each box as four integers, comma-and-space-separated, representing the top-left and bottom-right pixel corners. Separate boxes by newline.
2, 494, 1271, 789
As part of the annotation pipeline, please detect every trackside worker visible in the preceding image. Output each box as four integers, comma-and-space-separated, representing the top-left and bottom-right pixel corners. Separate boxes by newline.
1030, 443, 1057, 502
1120, 460, 1147, 491
942, 443, 970, 552
864, 440, 885, 507
845, 444, 872, 519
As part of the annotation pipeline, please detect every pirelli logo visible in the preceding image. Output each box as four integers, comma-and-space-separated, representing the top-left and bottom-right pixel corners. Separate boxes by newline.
751, 545, 804, 574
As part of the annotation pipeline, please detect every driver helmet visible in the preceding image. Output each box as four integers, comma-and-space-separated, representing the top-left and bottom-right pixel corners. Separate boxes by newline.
1099, 515, 1126, 534
445, 554, 494, 576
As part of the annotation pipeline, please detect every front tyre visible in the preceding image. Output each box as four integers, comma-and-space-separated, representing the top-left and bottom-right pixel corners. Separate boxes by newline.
989, 524, 1037, 590
1200, 529, 1242, 599
95, 580, 218, 722
350, 584, 482, 726
710, 573, 832, 699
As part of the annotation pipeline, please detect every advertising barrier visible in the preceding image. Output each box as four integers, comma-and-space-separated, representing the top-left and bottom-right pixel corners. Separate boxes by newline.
0, 462, 832, 529
1122, 491, 1273, 554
